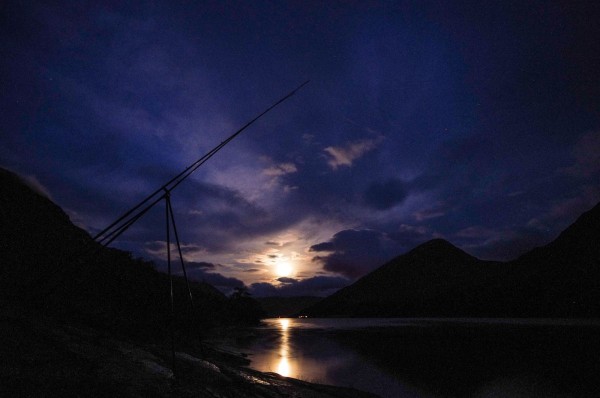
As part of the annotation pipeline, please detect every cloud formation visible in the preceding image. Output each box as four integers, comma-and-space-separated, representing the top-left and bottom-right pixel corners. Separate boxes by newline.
249, 275, 350, 297
185, 267, 245, 294
324, 136, 383, 169
310, 229, 402, 278
263, 162, 298, 177
187, 261, 216, 270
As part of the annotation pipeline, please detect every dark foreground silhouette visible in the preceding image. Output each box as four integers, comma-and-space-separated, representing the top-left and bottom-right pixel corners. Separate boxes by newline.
0, 167, 375, 397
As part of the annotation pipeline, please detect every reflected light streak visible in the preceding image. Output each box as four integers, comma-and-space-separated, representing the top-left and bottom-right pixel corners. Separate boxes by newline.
280, 318, 290, 330
276, 318, 292, 377
277, 356, 291, 377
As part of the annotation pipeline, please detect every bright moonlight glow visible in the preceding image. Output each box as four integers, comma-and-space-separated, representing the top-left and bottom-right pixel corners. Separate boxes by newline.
279, 318, 290, 330
277, 357, 291, 377
275, 259, 293, 277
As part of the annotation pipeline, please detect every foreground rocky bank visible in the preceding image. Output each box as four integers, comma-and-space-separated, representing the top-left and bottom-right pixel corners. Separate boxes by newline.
0, 304, 377, 398
0, 168, 377, 397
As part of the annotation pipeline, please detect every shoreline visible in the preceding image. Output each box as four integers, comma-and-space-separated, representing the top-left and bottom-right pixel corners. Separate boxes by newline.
0, 305, 378, 397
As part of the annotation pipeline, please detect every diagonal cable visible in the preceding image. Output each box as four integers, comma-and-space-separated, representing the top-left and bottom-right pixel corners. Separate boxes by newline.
93, 80, 309, 246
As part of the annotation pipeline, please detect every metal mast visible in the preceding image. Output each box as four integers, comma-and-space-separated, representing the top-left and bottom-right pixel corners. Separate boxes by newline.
91, 80, 309, 378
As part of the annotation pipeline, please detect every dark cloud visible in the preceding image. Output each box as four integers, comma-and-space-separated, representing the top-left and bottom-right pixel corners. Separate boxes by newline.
186, 269, 245, 295
249, 276, 350, 297
187, 261, 216, 270
309, 241, 335, 252
363, 179, 408, 210
277, 277, 298, 284
310, 229, 403, 279
308, 224, 438, 280
152, 257, 245, 295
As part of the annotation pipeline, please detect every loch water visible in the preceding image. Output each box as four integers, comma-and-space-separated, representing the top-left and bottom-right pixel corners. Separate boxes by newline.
233, 318, 600, 397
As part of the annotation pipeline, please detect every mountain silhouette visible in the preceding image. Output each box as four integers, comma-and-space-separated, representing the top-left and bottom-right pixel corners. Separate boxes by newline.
0, 167, 262, 340
302, 203, 600, 318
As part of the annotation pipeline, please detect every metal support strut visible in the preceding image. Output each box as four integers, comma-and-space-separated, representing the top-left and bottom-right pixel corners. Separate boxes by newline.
164, 188, 194, 379
165, 189, 176, 377
89, 81, 309, 380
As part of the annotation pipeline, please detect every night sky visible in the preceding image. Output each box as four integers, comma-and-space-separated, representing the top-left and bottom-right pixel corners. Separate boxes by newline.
2, 1, 599, 296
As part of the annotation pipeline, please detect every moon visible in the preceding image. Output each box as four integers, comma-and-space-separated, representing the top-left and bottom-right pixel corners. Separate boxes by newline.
275, 259, 293, 277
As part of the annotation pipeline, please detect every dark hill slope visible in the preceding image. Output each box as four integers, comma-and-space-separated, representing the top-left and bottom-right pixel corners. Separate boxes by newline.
257, 296, 322, 317
303, 239, 503, 317
303, 203, 600, 318
0, 168, 261, 340
470, 202, 600, 317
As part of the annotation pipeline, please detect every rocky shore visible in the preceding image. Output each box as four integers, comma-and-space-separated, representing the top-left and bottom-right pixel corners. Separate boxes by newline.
0, 305, 377, 398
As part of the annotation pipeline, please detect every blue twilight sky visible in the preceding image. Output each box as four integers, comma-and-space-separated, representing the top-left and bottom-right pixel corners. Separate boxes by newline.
2, 1, 599, 296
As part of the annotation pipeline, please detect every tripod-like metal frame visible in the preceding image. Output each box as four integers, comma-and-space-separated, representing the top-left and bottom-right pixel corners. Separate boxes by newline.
90, 81, 309, 379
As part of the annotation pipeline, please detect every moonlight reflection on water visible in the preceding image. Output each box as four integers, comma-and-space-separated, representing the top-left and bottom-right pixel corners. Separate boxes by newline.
244, 318, 422, 397
276, 319, 291, 377
238, 318, 600, 398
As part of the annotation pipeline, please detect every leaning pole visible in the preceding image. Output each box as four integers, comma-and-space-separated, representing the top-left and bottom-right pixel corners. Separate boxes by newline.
92, 81, 309, 379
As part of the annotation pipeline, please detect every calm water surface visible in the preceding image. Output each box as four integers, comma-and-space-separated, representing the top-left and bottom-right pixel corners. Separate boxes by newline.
235, 318, 600, 398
